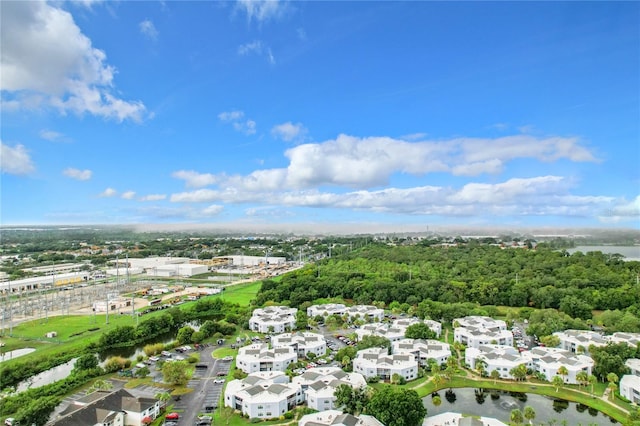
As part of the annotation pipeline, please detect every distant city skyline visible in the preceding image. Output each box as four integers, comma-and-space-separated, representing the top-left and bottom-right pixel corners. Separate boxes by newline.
1, 1, 638, 228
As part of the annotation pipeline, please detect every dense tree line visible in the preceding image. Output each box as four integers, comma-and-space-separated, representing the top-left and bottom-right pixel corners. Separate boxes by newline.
255, 244, 640, 314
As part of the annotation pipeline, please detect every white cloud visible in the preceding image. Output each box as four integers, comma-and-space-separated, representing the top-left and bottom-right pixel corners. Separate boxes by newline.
267, 48, 275, 65
237, 40, 275, 65
238, 40, 262, 56
139, 19, 159, 40
139, 194, 167, 201
121, 191, 136, 200
236, 0, 287, 24
169, 175, 614, 219
39, 129, 66, 142
0, 142, 36, 175
63, 167, 92, 180
99, 187, 117, 197
172, 170, 218, 188
201, 204, 224, 216
234, 119, 257, 135
272, 122, 307, 142
218, 110, 245, 122
218, 110, 257, 135
1, 1, 145, 122
599, 195, 640, 223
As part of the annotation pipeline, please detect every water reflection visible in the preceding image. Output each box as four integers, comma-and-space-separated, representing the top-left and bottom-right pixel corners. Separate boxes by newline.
422, 388, 618, 425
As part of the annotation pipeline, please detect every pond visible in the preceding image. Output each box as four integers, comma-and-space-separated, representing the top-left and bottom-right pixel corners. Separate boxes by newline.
17, 358, 77, 392
423, 388, 619, 425
0, 347, 36, 363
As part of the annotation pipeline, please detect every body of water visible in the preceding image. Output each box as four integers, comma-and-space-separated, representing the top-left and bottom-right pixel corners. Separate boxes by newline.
0, 347, 36, 363
424, 388, 618, 425
566, 245, 640, 262
16, 358, 77, 392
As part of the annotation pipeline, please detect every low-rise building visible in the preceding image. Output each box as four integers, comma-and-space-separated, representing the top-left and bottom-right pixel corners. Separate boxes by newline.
345, 305, 384, 322
292, 367, 366, 411
271, 332, 327, 359
224, 371, 303, 419
607, 332, 640, 348
553, 330, 607, 355
625, 358, 640, 376
236, 343, 297, 374
299, 410, 384, 426
620, 375, 640, 404
392, 338, 451, 367
464, 345, 533, 380
529, 346, 594, 384
453, 316, 513, 349
352, 347, 418, 382
50, 388, 159, 426
249, 306, 298, 334
307, 304, 348, 318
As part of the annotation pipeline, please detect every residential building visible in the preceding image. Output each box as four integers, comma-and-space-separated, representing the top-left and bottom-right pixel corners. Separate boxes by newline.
392, 338, 451, 367
620, 375, 640, 404
271, 332, 327, 359
49, 388, 159, 426
224, 371, 303, 419
453, 316, 512, 349
299, 410, 384, 426
292, 367, 366, 411
626, 358, 640, 376
345, 305, 384, 322
352, 347, 418, 382
249, 306, 298, 334
529, 346, 594, 384
464, 345, 533, 380
608, 332, 640, 348
236, 343, 297, 374
553, 330, 607, 355
307, 304, 348, 318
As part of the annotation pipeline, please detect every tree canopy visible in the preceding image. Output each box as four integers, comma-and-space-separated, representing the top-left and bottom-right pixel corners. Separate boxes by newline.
365, 386, 426, 426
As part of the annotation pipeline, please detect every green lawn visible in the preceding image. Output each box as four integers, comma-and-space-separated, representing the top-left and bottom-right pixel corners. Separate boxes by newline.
218, 281, 262, 305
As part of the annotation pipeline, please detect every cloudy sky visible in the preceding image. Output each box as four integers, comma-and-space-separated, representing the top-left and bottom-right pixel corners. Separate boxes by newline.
1, 1, 638, 229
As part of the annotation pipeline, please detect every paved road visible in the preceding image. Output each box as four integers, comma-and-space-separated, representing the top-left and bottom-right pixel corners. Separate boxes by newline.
168, 346, 231, 426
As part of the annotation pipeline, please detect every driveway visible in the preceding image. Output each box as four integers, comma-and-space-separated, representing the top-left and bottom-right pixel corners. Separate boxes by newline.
167, 345, 232, 426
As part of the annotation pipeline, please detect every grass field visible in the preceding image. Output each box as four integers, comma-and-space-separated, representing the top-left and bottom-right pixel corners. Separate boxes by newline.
218, 281, 261, 305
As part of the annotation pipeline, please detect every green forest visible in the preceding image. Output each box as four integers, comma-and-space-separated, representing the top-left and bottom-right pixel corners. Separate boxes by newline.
255, 243, 640, 329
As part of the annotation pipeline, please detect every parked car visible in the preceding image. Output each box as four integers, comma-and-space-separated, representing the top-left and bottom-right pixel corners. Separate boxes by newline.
165, 412, 179, 420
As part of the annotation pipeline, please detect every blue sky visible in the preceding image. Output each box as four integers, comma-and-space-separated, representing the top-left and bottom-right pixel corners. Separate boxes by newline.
1, 1, 639, 231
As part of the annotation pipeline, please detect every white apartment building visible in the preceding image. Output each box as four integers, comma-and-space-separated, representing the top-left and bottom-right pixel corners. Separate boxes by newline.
620, 375, 640, 404
292, 367, 366, 411
299, 410, 384, 426
529, 346, 594, 384
352, 347, 418, 382
453, 316, 513, 349
224, 371, 303, 419
465, 345, 533, 380
271, 332, 327, 359
625, 358, 640, 376
345, 305, 384, 322
236, 343, 297, 374
392, 338, 452, 367
608, 332, 640, 348
356, 323, 407, 343
553, 330, 608, 355
249, 306, 298, 333
307, 304, 348, 318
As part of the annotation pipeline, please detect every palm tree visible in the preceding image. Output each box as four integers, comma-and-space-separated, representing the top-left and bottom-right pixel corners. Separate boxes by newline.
576, 371, 588, 390
523, 406, 536, 424
607, 372, 619, 401
490, 369, 500, 384
510, 408, 524, 425
588, 374, 598, 396
552, 375, 564, 392
88, 379, 113, 394
557, 365, 569, 384
475, 359, 487, 377
155, 392, 171, 410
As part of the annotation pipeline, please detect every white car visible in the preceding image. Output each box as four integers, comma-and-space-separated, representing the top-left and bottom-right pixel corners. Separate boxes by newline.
213, 379, 225, 384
